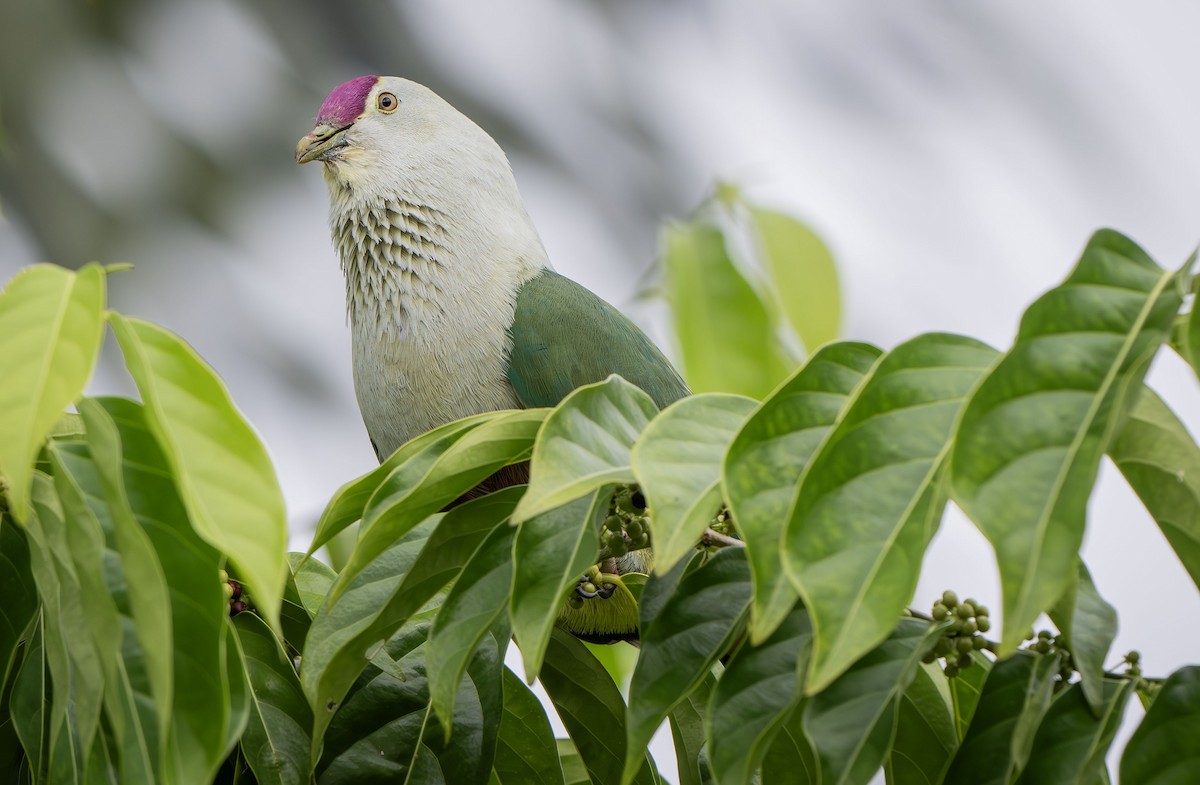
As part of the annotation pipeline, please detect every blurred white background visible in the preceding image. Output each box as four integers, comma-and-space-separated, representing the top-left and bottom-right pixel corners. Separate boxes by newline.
2, 1, 1198, 780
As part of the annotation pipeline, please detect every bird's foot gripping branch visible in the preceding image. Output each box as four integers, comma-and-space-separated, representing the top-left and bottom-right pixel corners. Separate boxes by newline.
4, 226, 1200, 784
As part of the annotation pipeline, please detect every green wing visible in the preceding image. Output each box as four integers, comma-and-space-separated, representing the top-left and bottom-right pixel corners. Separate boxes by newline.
507, 270, 689, 410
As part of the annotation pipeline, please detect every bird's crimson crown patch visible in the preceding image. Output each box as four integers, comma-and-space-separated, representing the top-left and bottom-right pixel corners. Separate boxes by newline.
316, 75, 379, 126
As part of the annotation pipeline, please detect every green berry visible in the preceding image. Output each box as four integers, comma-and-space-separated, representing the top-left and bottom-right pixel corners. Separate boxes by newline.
1033, 640, 1051, 655
975, 605, 989, 618
608, 537, 628, 557
961, 619, 978, 635
956, 637, 975, 654
957, 604, 974, 619
942, 590, 959, 607
944, 663, 959, 679
581, 581, 597, 594
626, 521, 644, 540
976, 617, 991, 633
950, 618, 965, 634
957, 652, 974, 669
935, 638, 954, 656
604, 515, 623, 532
1127, 651, 1140, 665
922, 651, 937, 664
1038, 629, 1052, 640
931, 602, 949, 618
973, 636, 988, 651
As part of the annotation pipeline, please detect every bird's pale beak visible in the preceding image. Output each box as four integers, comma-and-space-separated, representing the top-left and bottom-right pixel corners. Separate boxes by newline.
295, 122, 353, 164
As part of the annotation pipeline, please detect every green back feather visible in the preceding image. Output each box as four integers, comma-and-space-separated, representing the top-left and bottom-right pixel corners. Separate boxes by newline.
507, 270, 689, 410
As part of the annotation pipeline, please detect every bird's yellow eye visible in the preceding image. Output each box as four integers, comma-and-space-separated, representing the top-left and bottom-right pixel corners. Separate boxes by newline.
376, 92, 399, 113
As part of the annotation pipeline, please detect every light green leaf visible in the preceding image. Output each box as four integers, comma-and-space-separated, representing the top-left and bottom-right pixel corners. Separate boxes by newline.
943, 652, 1062, 785
951, 230, 1188, 653
493, 667, 566, 785
724, 341, 882, 643
749, 207, 841, 353
510, 492, 606, 679
302, 490, 517, 758
707, 602, 813, 785
1016, 679, 1131, 785
1120, 665, 1200, 785
514, 377, 657, 523
233, 611, 313, 785
631, 393, 756, 573
1183, 283, 1200, 381
787, 334, 997, 691
1048, 561, 1118, 716
623, 548, 752, 785
333, 409, 543, 605
307, 412, 499, 556
663, 219, 794, 397
109, 313, 288, 632
0, 263, 106, 522
1108, 387, 1200, 591
426, 522, 515, 739
803, 619, 944, 785
541, 628, 658, 785
885, 662, 958, 785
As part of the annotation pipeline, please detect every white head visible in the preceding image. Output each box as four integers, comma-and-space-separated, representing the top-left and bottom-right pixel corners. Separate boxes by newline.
296, 75, 549, 314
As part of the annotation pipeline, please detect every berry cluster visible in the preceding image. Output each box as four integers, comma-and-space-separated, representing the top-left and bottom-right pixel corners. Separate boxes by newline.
222, 569, 249, 616
598, 485, 651, 559
1022, 628, 1076, 681
923, 590, 991, 678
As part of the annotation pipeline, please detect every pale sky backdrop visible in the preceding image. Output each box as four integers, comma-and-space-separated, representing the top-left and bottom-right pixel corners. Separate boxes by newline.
2, 1, 1198, 781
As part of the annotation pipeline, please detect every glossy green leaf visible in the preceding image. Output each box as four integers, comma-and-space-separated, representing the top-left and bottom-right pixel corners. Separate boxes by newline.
280, 553, 337, 649
334, 409, 543, 604
1120, 665, 1200, 785
557, 738, 591, 785
541, 628, 657, 785
0, 263, 106, 522
1048, 561, 1118, 715
787, 334, 996, 691
943, 652, 1062, 785
0, 518, 36, 689
513, 377, 657, 523
750, 206, 841, 353
1016, 679, 1131, 785
803, 619, 944, 785
670, 671, 717, 785
233, 612, 313, 785
109, 313, 288, 631
11, 617, 47, 780
510, 492, 606, 679
303, 490, 517, 757
886, 662, 958, 785
948, 652, 991, 740
762, 706, 818, 785
77, 397, 174, 748
624, 547, 752, 785
90, 396, 238, 784
316, 605, 504, 785
663, 219, 794, 398
23, 473, 107, 777
707, 602, 812, 785
1108, 387, 1200, 591
951, 230, 1187, 652
1183, 290, 1200, 381
427, 522, 515, 739
724, 341, 881, 643
631, 393, 756, 572
307, 412, 499, 556
493, 667, 566, 785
